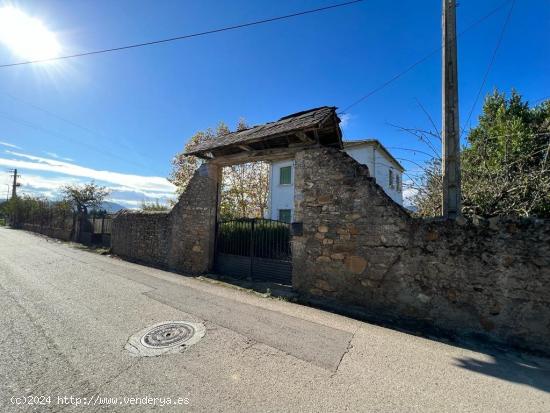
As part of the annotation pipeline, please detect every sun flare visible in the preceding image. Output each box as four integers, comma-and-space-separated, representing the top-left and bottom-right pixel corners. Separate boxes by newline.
0, 6, 61, 61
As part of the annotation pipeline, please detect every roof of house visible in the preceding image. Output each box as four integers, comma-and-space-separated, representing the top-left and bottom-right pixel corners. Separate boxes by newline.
185, 106, 342, 158
343, 139, 405, 172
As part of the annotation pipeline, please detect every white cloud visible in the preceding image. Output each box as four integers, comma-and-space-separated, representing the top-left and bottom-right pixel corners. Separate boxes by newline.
339, 113, 354, 128
45, 151, 73, 162
0, 151, 177, 207
0, 140, 21, 149
0, 150, 176, 195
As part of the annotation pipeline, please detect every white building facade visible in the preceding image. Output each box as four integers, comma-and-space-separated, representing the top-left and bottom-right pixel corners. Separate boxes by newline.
266, 139, 404, 222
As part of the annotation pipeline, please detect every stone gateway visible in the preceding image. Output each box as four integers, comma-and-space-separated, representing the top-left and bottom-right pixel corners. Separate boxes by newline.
110, 107, 550, 356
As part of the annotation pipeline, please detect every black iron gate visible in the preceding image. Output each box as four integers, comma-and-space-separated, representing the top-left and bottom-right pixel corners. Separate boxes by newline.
215, 218, 292, 285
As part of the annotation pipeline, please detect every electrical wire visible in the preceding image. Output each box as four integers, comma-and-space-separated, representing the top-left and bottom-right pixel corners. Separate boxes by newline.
339, 0, 512, 114
0, 0, 365, 69
462, 0, 516, 134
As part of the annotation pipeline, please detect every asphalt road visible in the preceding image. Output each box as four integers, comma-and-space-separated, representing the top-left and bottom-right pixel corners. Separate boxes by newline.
0, 227, 549, 412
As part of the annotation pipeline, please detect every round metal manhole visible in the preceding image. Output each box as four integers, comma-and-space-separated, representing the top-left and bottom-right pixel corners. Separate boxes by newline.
141, 322, 195, 349
125, 321, 205, 357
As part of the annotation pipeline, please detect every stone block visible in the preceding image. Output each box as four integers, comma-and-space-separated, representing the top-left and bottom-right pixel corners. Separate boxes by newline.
344, 256, 367, 274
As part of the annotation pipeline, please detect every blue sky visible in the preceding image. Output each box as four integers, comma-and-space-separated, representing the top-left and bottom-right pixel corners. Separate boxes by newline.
0, 0, 548, 207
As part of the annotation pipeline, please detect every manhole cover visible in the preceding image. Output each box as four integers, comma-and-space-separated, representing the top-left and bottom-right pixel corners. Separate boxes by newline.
141, 322, 195, 348
125, 321, 205, 357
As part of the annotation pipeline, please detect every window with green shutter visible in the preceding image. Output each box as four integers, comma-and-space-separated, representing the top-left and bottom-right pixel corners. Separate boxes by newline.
278, 209, 291, 223
279, 166, 292, 185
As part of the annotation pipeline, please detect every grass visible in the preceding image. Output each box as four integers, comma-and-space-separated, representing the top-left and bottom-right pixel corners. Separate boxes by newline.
71, 243, 111, 255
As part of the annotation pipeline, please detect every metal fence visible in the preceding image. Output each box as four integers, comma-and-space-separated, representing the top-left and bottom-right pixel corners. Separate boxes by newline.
79, 215, 113, 247
89, 216, 113, 235
215, 218, 292, 284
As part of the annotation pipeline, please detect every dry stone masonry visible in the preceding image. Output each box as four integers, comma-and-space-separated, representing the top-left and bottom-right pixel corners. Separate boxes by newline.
293, 147, 550, 355
111, 163, 219, 274
110, 144, 549, 355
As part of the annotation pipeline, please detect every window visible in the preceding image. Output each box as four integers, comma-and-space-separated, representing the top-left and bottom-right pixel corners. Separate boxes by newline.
389, 169, 394, 188
278, 209, 291, 223
396, 174, 401, 191
279, 166, 292, 185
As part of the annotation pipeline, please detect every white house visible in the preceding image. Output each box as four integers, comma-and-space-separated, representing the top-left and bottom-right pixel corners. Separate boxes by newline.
266, 139, 404, 222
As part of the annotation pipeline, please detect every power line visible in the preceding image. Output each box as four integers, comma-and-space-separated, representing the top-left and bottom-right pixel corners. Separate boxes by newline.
0, 91, 155, 171
462, 0, 516, 134
0, 0, 365, 69
0, 111, 146, 169
339, 0, 511, 114
2, 91, 104, 137
532, 96, 550, 104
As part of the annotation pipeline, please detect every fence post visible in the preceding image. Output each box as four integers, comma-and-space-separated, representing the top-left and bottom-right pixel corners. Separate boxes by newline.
248, 219, 255, 280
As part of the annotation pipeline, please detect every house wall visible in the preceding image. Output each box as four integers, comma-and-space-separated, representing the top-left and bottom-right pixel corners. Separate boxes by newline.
267, 145, 403, 221
292, 146, 550, 355
267, 159, 295, 222
344, 145, 403, 204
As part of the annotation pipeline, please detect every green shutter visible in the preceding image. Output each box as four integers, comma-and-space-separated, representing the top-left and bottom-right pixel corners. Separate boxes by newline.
279, 166, 292, 185
278, 209, 291, 223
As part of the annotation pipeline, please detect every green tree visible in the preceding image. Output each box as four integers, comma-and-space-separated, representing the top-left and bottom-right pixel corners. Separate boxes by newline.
170, 119, 270, 220
141, 200, 170, 212
61, 181, 110, 215
169, 122, 228, 193
413, 90, 550, 217
1, 195, 73, 227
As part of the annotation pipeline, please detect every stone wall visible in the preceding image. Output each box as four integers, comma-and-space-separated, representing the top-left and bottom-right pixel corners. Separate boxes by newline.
110, 211, 170, 267
293, 147, 550, 355
166, 162, 219, 274
21, 223, 73, 241
111, 163, 219, 274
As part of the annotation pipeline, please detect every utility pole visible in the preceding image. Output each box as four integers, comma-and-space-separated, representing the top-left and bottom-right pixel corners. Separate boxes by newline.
8, 169, 20, 199
442, 0, 461, 218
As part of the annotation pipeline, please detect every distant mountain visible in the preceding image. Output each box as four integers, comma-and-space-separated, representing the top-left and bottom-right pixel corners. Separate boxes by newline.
100, 201, 126, 214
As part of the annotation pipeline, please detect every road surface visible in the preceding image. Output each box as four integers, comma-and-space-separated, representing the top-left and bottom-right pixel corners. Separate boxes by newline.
0, 227, 548, 412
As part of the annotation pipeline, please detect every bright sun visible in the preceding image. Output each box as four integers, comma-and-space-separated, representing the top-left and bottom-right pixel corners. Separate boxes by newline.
0, 6, 61, 61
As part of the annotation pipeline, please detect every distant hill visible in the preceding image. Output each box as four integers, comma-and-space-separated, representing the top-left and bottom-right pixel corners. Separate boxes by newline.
100, 201, 126, 214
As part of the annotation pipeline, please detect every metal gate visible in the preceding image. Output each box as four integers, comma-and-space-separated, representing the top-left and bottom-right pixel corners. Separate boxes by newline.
214, 218, 292, 285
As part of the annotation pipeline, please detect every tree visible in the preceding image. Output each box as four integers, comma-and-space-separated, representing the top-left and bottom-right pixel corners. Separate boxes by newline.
170, 119, 270, 220
220, 162, 270, 219
412, 90, 550, 218
141, 200, 170, 212
1, 195, 72, 227
61, 181, 110, 216
410, 158, 442, 217
169, 122, 228, 193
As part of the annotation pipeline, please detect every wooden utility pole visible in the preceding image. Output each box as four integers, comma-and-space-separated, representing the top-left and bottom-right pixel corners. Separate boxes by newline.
442, 0, 461, 218
9, 168, 19, 199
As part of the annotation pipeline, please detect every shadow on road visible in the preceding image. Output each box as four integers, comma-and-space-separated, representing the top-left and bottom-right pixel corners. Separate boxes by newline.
204, 271, 550, 394
201, 273, 297, 300
454, 354, 550, 393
